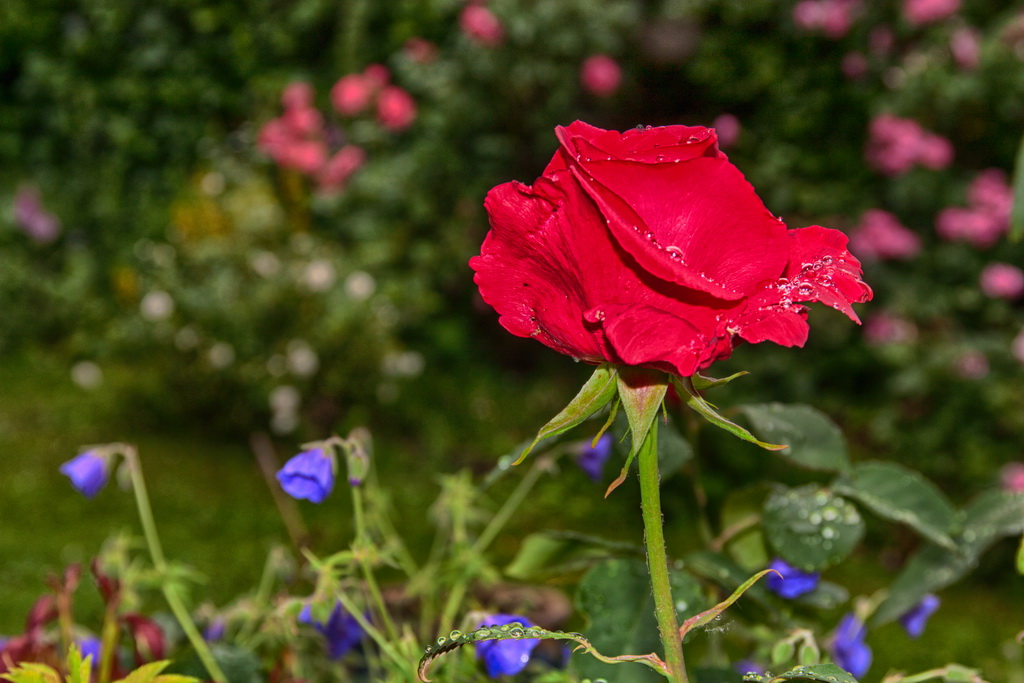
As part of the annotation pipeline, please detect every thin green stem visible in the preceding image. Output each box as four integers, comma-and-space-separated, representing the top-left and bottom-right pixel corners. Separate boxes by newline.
122, 446, 228, 683
637, 421, 688, 683
437, 453, 554, 635
351, 486, 400, 643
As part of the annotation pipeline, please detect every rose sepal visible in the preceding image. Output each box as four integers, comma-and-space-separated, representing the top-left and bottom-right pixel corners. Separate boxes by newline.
678, 568, 779, 639
512, 363, 618, 466
604, 367, 669, 498
690, 371, 749, 391
672, 376, 787, 451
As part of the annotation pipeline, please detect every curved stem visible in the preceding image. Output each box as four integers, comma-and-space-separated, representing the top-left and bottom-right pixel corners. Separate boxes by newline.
637, 421, 688, 683
123, 445, 228, 683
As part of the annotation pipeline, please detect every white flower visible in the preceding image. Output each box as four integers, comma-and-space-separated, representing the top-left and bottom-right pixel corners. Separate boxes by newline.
140, 290, 174, 321
71, 361, 103, 390
286, 340, 320, 377
208, 342, 235, 369
345, 270, 375, 301
302, 259, 336, 292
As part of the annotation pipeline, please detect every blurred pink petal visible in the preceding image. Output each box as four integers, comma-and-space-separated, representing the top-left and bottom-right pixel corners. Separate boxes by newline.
850, 209, 922, 260
580, 55, 622, 97
980, 262, 1024, 299
460, 4, 504, 46
376, 86, 417, 131
904, 0, 960, 26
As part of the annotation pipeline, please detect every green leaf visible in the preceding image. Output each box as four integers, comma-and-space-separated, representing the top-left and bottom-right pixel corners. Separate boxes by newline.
961, 490, 1024, 554
674, 377, 785, 451
763, 485, 864, 571
514, 363, 618, 466
0, 663, 62, 683
834, 462, 957, 551
505, 531, 641, 581
657, 418, 694, 479
116, 662, 181, 683
679, 569, 775, 638
771, 664, 859, 682
67, 645, 90, 683
1017, 533, 1024, 575
720, 486, 770, 570
794, 580, 849, 610
740, 404, 849, 472
1010, 129, 1024, 241
574, 559, 704, 682
606, 367, 668, 496
871, 543, 972, 626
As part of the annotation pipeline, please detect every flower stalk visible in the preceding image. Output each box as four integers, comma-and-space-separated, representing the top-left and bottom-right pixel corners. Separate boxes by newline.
637, 419, 688, 683
121, 445, 228, 683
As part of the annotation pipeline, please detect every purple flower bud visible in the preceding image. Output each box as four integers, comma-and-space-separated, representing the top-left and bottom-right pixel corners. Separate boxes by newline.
899, 594, 939, 639
474, 614, 540, 678
60, 451, 109, 498
204, 618, 226, 642
576, 434, 613, 482
299, 602, 362, 660
765, 558, 820, 599
276, 448, 334, 502
830, 613, 871, 678
78, 637, 101, 666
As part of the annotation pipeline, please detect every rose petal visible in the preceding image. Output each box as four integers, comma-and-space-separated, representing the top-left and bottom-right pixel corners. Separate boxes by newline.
569, 156, 790, 299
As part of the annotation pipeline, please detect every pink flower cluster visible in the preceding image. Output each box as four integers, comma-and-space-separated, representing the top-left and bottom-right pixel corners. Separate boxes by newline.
258, 68, 418, 194
580, 55, 622, 98
850, 209, 922, 260
979, 263, 1024, 300
864, 311, 918, 346
460, 3, 504, 47
330, 64, 416, 132
865, 114, 953, 176
793, 0, 862, 39
935, 169, 1013, 248
903, 0, 960, 26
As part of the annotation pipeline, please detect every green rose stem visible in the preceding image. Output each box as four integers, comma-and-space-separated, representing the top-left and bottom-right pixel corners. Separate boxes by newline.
121, 445, 228, 683
637, 419, 689, 683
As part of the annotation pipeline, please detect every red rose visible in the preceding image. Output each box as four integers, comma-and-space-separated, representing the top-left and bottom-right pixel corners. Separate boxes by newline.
470, 121, 872, 377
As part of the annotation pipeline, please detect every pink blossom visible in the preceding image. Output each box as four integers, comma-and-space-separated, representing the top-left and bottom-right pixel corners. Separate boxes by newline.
376, 86, 417, 131
935, 207, 1004, 248
580, 55, 622, 98
13, 186, 61, 243
331, 74, 374, 116
968, 169, 1013, 220
936, 169, 1012, 248
793, 0, 861, 39
950, 28, 981, 70
281, 106, 324, 137
850, 209, 922, 260
404, 38, 438, 64
1000, 462, 1024, 493
712, 114, 741, 148
903, 0, 960, 26
864, 311, 918, 346
917, 133, 954, 170
842, 52, 869, 80
318, 145, 366, 193
460, 5, 504, 47
865, 114, 954, 175
363, 64, 391, 89
980, 263, 1024, 300
281, 82, 314, 111
954, 349, 989, 379
278, 139, 327, 174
